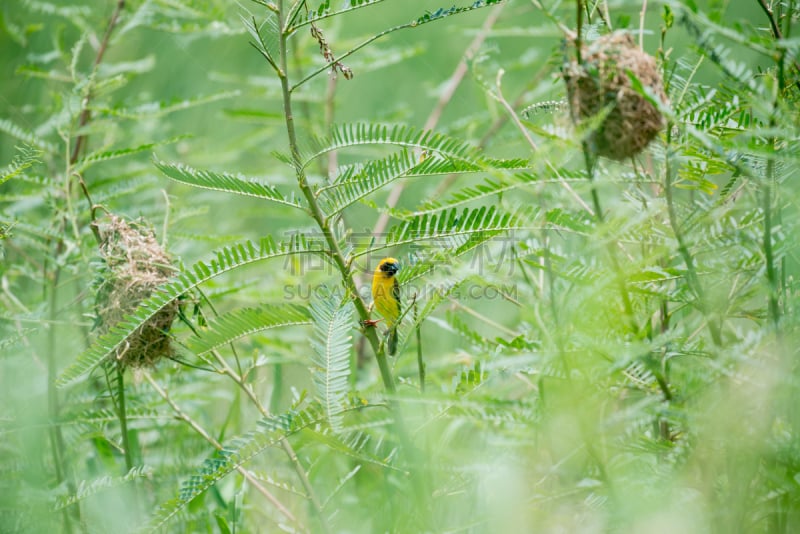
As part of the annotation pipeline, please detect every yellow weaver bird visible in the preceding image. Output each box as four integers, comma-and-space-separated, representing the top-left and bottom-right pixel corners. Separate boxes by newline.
371, 257, 401, 355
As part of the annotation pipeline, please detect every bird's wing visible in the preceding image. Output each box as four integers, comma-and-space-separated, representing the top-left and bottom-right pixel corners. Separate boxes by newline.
392, 279, 401, 318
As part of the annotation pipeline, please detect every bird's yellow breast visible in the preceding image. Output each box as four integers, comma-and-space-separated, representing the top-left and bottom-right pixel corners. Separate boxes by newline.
372, 258, 400, 327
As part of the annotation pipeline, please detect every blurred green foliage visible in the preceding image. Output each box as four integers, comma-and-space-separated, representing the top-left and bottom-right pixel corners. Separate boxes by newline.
1, 0, 799, 532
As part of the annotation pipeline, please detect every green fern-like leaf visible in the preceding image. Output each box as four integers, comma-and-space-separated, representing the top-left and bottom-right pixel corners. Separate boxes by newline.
144, 403, 326, 531
1, 145, 41, 186
287, 0, 387, 33
321, 465, 362, 509
55, 466, 151, 511
74, 137, 185, 172
414, 275, 475, 325
309, 294, 353, 432
407, 172, 547, 216
91, 177, 153, 206
358, 205, 543, 257
321, 150, 528, 216
399, 232, 502, 287
187, 303, 311, 355
155, 159, 303, 208
318, 149, 419, 215
448, 312, 529, 352
71, 407, 165, 427
543, 208, 593, 235
94, 90, 240, 119
0, 118, 56, 153
0, 329, 35, 354
314, 427, 403, 472
455, 360, 487, 394
678, 10, 767, 100
303, 123, 527, 170
414, 0, 504, 26
56, 235, 319, 387
19, 1, 91, 20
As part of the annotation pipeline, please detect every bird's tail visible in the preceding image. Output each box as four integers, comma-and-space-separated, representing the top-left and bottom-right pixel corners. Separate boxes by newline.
388, 327, 398, 356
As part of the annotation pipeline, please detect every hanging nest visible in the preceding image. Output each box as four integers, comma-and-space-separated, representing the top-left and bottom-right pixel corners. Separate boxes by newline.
562, 32, 668, 161
94, 215, 177, 369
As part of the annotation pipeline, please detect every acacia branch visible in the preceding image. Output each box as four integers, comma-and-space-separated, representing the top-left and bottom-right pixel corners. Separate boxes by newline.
291, 1, 506, 92
144, 373, 298, 527
277, 1, 395, 394
70, 0, 125, 166
755, 0, 783, 39
372, 3, 505, 237
664, 127, 723, 345
69, 0, 126, 246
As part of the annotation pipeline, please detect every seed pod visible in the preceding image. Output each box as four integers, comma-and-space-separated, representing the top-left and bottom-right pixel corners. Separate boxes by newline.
563, 32, 668, 160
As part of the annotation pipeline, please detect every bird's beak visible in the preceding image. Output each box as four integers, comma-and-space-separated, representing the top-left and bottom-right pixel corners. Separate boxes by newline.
387, 262, 399, 274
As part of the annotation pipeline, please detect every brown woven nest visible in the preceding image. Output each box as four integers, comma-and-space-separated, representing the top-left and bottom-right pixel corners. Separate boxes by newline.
563, 32, 668, 160
95, 215, 177, 369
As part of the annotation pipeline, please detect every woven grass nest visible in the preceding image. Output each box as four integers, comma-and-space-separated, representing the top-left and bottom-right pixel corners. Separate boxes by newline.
95, 215, 177, 369
563, 32, 668, 160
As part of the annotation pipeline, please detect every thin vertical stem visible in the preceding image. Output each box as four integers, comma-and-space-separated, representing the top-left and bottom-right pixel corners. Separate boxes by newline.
274, 0, 395, 393
144, 373, 298, 527
763, 161, 779, 330
47, 268, 76, 534
325, 75, 339, 180
269, 363, 284, 414
271, 3, 431, 525
781, 0, 793, 319
754, 0, 800, 77
762, 0, 786, 332
414, 299, 425, 393
208, 347, 331, 534
664, 128, 722, 345
756, 0, 784, 40
70, 0, 126, 224
575, 0, 583, 64
116, 362, 134, 471
44, 8, 128, 525
584, 149, 638, 333
272, 0, 396, 519
638, 0, 648, 48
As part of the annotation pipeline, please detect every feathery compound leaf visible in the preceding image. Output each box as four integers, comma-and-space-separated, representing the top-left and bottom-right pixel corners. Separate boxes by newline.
0, 118, 56, 153
303, 123, 527, 170
309, 294, 353, 432
1, 145, 41, 186
72, 407, 165, 427
399, 233, 502, 289
544, 208, 593, 235
56, 236, 317, 387
320, 150, 529, 216
187, 303, 312, 355
95, 90, 241, 119
678, 10, 766, 99
288, 0, 387, 32
409, 172, 544, 216
144, 404, 326, 532
75, 138, 185, 172
55, 466, 151, 511
154, 159, 303, 208
414, 0, 504, 26
321, 465, 362, 509
319, 149, 418, 215
362, 205, 539, 255
313, 426, 403, 472
288, 1, 506, 89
